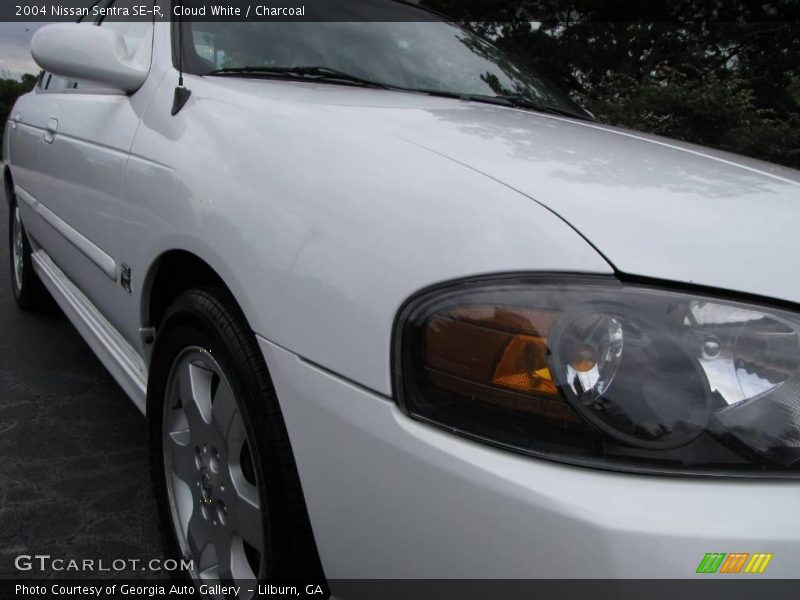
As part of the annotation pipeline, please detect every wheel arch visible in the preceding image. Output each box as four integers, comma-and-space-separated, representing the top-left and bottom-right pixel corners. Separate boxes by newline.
142, 249, 243, 334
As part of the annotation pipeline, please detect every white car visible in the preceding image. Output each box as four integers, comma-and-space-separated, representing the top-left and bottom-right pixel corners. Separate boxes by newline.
3, 0, 800, 589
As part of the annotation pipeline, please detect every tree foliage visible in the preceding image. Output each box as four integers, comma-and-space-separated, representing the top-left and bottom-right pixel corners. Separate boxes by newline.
423, 0, 800, 168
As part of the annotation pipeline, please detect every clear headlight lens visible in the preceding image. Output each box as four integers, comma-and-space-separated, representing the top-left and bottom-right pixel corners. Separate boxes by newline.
395, 277, 800, 476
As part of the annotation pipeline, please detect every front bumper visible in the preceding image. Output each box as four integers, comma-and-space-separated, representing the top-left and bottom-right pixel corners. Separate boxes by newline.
258, 336, 800, 579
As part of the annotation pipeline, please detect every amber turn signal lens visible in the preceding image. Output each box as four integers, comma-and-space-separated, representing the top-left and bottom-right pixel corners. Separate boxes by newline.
491, 334, 557, 395
423, 306, 579, 422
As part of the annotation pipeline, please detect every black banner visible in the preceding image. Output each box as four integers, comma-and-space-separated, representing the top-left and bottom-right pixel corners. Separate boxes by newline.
2, 579, 800, 600
2, 0, 800, 23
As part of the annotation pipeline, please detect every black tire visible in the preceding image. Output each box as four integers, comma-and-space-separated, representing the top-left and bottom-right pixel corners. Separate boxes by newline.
147, 287, 324, 587
8, 193, 49, 310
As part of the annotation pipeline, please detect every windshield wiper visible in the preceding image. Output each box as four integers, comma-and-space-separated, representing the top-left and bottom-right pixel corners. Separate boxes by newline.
410, 89, 593, 121
205, 68, 593, 120
205, 66, 390, 89
494, 94, 595, 121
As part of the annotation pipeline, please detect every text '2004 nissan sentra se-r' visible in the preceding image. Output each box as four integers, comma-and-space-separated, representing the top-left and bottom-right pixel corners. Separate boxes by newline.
3, 0, 800, 590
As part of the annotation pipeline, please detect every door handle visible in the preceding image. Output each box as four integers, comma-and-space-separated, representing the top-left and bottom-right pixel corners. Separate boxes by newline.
10, 113, 20, 131
44, 118, 58, 144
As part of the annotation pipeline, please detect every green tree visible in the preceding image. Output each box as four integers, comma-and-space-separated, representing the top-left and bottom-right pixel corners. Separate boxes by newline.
423, 0, 800, 168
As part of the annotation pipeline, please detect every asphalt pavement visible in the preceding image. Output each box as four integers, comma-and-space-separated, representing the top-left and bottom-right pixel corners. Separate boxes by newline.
0, 209, 164, 578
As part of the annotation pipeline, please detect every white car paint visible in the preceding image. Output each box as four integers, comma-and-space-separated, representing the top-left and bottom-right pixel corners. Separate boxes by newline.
3, 8, 799, 580
31, 23, 151, 92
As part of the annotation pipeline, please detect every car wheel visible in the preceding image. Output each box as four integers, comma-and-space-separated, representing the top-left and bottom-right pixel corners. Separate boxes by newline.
147, 287, 323, 590
8, 197, 48, 310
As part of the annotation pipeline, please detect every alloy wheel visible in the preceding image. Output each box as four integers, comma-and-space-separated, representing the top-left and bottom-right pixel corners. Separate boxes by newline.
162, 347, 265, 584
11, 205, 24, 291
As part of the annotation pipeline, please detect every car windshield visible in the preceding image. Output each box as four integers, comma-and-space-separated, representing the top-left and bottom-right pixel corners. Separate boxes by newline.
184, 20, 590, 119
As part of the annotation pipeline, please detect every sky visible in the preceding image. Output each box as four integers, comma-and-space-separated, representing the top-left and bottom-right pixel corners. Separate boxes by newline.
0, 23, 49, 80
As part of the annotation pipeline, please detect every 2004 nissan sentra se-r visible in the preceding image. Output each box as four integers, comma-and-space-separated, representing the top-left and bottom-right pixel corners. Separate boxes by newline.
3, 0, 800, 588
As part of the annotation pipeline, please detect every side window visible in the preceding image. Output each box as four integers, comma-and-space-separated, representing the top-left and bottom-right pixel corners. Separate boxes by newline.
99, 0, 153, 60
36, 71, 48, 91
45, 74, 73, 91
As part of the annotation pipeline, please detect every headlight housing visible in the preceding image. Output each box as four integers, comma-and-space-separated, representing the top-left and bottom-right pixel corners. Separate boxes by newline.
394, 276, 800, 477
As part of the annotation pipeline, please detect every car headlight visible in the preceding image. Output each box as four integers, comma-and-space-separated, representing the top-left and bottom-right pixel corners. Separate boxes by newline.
394, 276, 800, 477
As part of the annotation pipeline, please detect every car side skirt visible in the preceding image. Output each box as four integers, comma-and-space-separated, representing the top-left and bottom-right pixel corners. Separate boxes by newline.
31, 246, 148, 412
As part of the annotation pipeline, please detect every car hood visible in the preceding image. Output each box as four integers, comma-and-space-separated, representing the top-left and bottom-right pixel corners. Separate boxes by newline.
216, 80, 800, 304
380, 102, 800, 304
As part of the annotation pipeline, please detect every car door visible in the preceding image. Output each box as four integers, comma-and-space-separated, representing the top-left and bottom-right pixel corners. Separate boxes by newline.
5, 73, 51, 244
32, 0, 154, 330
